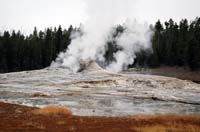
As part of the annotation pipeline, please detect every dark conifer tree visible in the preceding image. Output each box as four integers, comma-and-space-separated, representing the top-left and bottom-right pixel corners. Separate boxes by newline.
151, 20, 163, 66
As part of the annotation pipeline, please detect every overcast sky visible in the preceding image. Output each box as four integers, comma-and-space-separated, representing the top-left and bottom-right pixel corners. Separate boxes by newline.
0, 0, 199, 33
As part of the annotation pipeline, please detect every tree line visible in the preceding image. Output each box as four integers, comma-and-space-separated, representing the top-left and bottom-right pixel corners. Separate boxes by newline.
134, 18, 200, 70
0, 18, 200, 73
0, 25, 73, 73
104, 18, 200, 71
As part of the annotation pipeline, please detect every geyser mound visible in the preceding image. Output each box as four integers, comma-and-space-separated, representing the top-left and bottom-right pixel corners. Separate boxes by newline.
78, 60, 104, 72
51, 58, 106, 73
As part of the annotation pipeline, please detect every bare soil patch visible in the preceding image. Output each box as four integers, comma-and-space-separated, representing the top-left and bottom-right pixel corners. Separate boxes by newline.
129, 66, 200, 83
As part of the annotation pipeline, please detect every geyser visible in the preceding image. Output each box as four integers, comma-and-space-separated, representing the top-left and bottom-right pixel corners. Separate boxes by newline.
51, 0, 153, 72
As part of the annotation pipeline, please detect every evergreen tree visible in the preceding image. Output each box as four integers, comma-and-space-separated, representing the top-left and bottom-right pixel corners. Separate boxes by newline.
188, 18, 200, 70
151, 20, 163, 66
177, 19, 189, 66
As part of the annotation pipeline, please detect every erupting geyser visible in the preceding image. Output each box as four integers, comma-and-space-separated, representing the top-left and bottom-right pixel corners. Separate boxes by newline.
51, 0, 153, 72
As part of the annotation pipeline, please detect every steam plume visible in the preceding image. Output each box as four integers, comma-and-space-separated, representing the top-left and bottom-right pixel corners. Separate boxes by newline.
51, 0, 152, 72
106, 19, 152, 72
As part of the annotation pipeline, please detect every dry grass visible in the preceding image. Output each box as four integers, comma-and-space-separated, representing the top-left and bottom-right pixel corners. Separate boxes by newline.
135, 125, 200, 132
56, 121, 66, 125
134, 115, 200, 132
32, 106, 72, 116
23, 121, 46, 130
2, 102, 200, 132
135, 126, 166, 132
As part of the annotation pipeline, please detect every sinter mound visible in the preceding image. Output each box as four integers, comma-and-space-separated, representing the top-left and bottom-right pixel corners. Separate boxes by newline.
78, 60, 104, 72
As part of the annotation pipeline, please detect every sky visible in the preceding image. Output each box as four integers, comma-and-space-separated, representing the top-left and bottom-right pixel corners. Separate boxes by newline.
0, 0, 199, 34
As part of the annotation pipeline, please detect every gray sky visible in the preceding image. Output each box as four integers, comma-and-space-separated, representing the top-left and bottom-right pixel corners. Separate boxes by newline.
0, 0, 199, 33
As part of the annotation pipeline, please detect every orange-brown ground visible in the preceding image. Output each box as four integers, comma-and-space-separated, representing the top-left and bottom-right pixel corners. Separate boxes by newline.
0, 102, 199, 132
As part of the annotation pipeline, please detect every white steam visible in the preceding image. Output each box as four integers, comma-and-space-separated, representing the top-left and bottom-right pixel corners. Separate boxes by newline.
51, 0, 152, 72
106, 19, 152, 72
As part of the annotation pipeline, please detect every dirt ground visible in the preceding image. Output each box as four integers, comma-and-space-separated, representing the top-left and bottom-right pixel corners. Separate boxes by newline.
0, 102, 199, 132
129, 66, 200, 83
